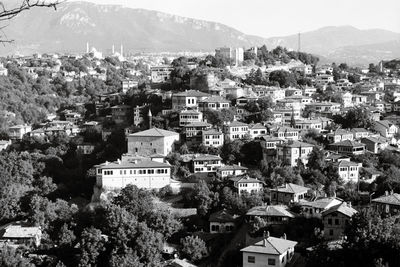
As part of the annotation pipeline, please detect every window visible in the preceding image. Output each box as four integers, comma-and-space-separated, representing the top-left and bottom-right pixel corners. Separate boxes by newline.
247, 256, 255, 263
268, 258, 276, 265
328, 218, 332, 225
329, 229, 334, 236
335, 219, 339, 225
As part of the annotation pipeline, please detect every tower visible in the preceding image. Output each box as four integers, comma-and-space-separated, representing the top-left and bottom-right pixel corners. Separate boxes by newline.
112, 44, 115, 55
120, 44, 123, 56
86, 42, 89, 54
148, 109, 152, 129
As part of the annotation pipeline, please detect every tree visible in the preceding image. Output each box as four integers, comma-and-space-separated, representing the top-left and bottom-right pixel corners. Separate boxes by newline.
192, 180, 218, 216
0, 247, 34, 267
268, 70, 297, 88
78, 227, 105, 267
307, 147, 326, 170
146, 210, 182, 238
180, 236, 208, 262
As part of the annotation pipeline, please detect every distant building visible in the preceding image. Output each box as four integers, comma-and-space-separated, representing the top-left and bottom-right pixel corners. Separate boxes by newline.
202, 129, 224, 148
217, 163, 248, 178
150, 65, 173, 83
326, 129, 354, 143
322, 202, 357, 240
372, 192, 400, 216
223, 121, 249, 140
8, 124, 32, 140
334, 160, 361, 183
111, 105, 131, 124
276, 141, 314, 167
299, 197, 343, 218
171, 90, 209, 110
0, 221, 42, 248
241, 234, 297, 267
179, 109, 203, 127
270, 183, 310, 205
230, 175, 264, 196
328, 140, 366, 156
215, 47, 244, 66
372, 120, 398, 138
246, 205, 295, 225
248, 124, 267, 139
192, 154, 222, 173
209, 210, 235, 234
198, 96, 230, 111
127, 128, 179, 156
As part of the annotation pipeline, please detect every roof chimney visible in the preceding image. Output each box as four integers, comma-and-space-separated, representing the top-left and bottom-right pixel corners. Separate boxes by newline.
282, 233, 287, 240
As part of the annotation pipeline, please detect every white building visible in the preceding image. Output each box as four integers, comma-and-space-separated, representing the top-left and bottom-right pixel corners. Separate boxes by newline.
217, 163, 248, 178
192, 154, 222, 173
95, 159, 171, 190
202, 129, 224, 147
8, 124, 32, 140
336, 160, 361, 183
241, 234, 297, 267
249, 123, 267, 139
223, 121, 249, 140
230, 176, 264, 196
150, 65, 173, 83
179, 109, 203, 126
276, 141, 314, 167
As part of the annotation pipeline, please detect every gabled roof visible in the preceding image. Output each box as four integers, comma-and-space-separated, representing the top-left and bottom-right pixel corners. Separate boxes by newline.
270, 183, 310, 194
173, 90, 209, 98
246, 205, 295, 218
203, 129, 223, 135
199, 96, 230, 103
209, 210, 235, 223
277, 141, 314, 148
276, 126, 299, 133
249, 123, 267, 130
218, 164, 248, 171
128, 128, 179, 137
299, 197, 343, 209
230, 176, 263, 184
373, 120, 397, 129
241, 236, 297, 255
96, 160, 171, 169
336, 160, 359, 168
184, 122, 211, 128
226, 121, 248, 127
372, 193, 400, 206
192, 154, 222, 161
351, 128, 369, 133
330, 140, 365, 147
321, 202, 358, 218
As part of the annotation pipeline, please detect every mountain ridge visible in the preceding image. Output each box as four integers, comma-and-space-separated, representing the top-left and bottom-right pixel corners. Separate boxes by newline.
0, 1, 399, 65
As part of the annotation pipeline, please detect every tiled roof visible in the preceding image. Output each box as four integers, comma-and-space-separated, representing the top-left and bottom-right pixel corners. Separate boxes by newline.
203, 129, 223, 135
240, 236, 297, 255
128, 128, 179, 137
246, 205, 295, 218
173, 90, 209, 98
299, 198, 343, 209
227, 121, 248, 127
277, 141, 314, 148
218, 164, 248, 171
336, 160, 359, 167
330, 140, 365, 147
230, 176, 263, 184
0, 222, 41, 239
250, 123, 267, 130
322, 202, 358, 218
372, 193, 400, 206
199, 96, 230, 103
209, 210, 235, 223
193, 154, 222, 161
184, 122, 211, 127
270, 183, 310, 194
96, 160, 171, 169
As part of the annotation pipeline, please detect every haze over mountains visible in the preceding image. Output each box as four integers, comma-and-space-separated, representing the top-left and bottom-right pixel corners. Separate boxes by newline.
1, 1, 399, 65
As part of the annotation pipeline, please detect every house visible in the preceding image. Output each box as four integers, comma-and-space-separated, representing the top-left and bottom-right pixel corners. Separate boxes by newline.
299, 197, 343, 218
352, 94, 368, 106
111, 105, 131, 124
304, 102, 341, 117
272, 108, 301, 124
326, 129, 354, 143
171, 90, 209, 110
191, 154, 222, 173
273, 126, 299, 141
270, 183, 310, 205
198, 96, 230, 111
150, 65, 173, 83
202, 129, 224, 148
261, 136, 285, 161
183, 122, 211, 139
0, 140, 11, 151
241, 234, 297, 267
127, 128, 180, 156
209, 210, 235, 234
217, 163, 248, 178
334, 160, 361, 183
328, 140, 366, 156
95, 159, 171, 189
285, 88, 303, 97
246, 205, 295, 225
8, 124, 32, 140
252, 86, 285, 103
276, 141, 314, 167
372, 120, 398, 138
249, 124, 267, 139
360, 136, 389, 153
64, 112, 82, 124
230, 176, 264, 196
165, 258, 197, 267
223, 121, 249, 140
322, 202, 357, 240
77, 143, 96, 155
351, 128, 370, 140
293, 119, 322, 132
179, 109, 203, 126
0, 221, 42, 247
371, 192, 400, 216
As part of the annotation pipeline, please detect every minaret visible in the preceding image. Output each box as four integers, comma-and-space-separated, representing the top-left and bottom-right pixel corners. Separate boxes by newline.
148, 109, 152, 129
120, 44, 123, 57
112, 44, 115, 55
86, 42, 89, 53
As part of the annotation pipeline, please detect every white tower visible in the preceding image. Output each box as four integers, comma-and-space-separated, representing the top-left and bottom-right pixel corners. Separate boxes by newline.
112, 44, 115, 55
120, 44, 123, 56
86, 42, 89, 53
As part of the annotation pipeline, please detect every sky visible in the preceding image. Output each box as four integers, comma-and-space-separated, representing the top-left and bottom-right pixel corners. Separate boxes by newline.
70, 0, 400, 38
